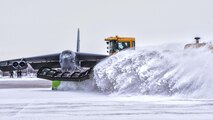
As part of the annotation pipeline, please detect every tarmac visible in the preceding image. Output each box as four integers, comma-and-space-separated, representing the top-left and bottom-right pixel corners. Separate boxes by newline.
0, 78, 51, 89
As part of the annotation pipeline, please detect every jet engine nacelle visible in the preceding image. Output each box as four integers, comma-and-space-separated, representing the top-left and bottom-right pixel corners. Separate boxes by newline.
12, 61, 28, 70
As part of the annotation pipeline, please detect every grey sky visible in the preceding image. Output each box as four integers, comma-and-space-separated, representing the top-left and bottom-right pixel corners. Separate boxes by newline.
0, 0, 213, 60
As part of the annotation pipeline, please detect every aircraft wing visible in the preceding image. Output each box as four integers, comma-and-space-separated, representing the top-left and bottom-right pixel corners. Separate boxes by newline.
76, 52, 108, 61
76, 52, 108, 67
0, 52, 108, 72
0, 53, 60, 72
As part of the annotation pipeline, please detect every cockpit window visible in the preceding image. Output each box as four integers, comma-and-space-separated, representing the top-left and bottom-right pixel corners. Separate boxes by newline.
109, 41, 117, 54
107, 41, 131, 54
132, 41, 135, 47
118, 42, 130, 50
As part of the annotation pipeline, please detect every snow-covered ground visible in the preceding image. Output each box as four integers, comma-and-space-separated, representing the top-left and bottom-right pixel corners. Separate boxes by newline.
0, 88, 213, 120
0, 79, 213, 120
0, 78, 51, 89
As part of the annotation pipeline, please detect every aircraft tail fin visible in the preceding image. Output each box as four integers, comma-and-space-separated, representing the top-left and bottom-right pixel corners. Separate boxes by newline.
76, 28, 80, 52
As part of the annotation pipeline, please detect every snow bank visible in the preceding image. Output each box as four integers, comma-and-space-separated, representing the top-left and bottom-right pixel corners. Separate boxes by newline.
94, 46, 213, 98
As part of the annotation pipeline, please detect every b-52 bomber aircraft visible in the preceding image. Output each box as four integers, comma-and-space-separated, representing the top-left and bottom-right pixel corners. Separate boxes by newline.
0, 29, 135, 88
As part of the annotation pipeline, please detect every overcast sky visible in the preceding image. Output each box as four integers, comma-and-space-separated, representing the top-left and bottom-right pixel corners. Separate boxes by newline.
0, 0, 213, 60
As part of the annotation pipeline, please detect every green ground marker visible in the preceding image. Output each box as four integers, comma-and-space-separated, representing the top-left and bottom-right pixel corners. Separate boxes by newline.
52, 80, 61, 90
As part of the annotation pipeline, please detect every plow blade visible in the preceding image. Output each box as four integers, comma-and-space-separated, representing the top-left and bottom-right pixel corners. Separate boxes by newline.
37, 67, 92, 82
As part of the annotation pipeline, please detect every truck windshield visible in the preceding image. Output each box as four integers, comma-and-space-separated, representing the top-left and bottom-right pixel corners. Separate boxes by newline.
132, 41, 135, 47
118, 42, 130, 50
109, 41, 117, 54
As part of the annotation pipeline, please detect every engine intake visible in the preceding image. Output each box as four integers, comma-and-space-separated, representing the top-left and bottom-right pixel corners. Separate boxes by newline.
12, 62, 19, 68
12, 61, 28, 70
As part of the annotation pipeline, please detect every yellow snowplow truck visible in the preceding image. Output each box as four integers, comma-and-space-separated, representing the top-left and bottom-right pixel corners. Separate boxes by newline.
105, 35, 135, 55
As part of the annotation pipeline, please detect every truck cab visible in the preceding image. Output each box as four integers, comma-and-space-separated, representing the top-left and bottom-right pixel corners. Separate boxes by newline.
105, 35, 135, 55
